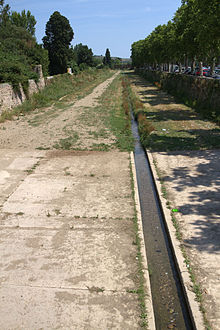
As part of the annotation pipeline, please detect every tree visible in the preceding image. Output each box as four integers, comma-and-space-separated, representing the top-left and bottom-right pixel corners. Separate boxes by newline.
103, 48, 111, 67
0, 0, 10, 26
131, 0, 220, 72
73, 43, 93, 66
10, 10, 36, 36
0, 1, 49, 87
43, 11, 74, 75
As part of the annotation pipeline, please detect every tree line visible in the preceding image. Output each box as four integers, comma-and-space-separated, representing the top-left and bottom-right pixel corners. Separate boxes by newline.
0, 1, 114, 89
131, 0, 220, 75
0, 0, 48, 89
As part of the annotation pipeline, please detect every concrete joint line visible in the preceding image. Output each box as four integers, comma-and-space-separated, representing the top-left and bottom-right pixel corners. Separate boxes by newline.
146, 149, 205, 330
130, 152, 156, 330
2, 283, 133, 294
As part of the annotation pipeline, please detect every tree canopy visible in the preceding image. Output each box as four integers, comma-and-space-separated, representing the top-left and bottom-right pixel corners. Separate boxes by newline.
10, 9, 36, 36
43, 11, 74, 75
73, 43, 93, 67
131, 0, 220, 70
103, 48, 111, 67
0, 0, 48, 88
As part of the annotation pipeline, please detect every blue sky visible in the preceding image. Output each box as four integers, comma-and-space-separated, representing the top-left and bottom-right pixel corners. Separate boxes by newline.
8, 0, 181, 58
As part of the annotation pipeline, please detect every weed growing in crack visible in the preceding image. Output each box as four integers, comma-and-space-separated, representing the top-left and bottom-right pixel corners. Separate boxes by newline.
86, 286, 105, 293
25, 161, 40, 174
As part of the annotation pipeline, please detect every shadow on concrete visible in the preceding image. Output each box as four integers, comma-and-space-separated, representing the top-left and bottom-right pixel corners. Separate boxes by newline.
125, 71, 220, 253
161, 149, 220, 253
147, 129, 220, 151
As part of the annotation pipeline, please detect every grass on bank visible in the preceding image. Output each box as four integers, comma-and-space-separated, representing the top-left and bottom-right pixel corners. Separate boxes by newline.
98, 74, 134, 151
70, 73, 134, 152
124, 72, 220, 152
0, 68, 114, 123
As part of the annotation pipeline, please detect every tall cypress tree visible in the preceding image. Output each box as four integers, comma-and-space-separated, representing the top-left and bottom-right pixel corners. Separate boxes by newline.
43, 11, 74, 75
103, 48, 111, 67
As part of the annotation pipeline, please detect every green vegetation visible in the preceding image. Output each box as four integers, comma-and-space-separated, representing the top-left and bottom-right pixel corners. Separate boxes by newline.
131, 0, 220, 122
139, 70, 220, 123
43, 11, 74, 75
103, 48, 112, 68
0, 1, 103, 92
0, 68, 113, 123
131, 0, 219, 72
93, 74, 134, 151
25, 160, 40, 174
10, 9, 36, 35
49, 72, 134, 152
125, 73, 220, 152
53, 132, 79, 150
71, 43, 94, 69
128, 72, 214, 327
0, 1, 48, 89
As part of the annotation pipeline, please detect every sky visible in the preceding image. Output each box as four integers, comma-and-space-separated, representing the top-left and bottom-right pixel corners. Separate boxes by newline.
8, 0, 182, 58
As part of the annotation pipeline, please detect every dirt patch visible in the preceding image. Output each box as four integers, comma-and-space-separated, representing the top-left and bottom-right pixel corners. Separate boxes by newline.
0, 72, 119, 151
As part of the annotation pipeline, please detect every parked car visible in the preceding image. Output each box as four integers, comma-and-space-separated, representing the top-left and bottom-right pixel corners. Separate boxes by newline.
212, 69, 220, 79
194, 67, 210, 76
184, 67, 191, 74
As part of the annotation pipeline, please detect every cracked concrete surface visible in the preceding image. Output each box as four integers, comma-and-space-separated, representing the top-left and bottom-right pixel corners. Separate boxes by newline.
0, 150, 143, 329
150, 150, 220, 330
0, 73, 148, 329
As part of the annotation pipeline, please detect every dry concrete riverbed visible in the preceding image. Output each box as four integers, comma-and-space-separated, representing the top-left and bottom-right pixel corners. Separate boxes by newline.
0, 149, 145, 329
0, 73, 154, 329
127, 72, 220, 330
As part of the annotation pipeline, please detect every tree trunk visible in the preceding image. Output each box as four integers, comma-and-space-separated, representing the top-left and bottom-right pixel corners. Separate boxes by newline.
199, 61, 203, 76
186, 56, 188, 68
191, 58, 196, 74
210, 58, 216, 76
179, 62, 182, 74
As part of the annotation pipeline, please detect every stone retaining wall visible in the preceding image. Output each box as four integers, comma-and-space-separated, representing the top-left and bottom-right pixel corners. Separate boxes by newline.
0, 65, 46, 114
138, 69, 220, 121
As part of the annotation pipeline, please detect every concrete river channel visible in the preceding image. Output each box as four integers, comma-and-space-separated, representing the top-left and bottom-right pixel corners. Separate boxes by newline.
131, 113, 194, 329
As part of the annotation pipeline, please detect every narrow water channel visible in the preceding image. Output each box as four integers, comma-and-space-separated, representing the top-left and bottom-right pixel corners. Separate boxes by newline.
131, 113, 194, 329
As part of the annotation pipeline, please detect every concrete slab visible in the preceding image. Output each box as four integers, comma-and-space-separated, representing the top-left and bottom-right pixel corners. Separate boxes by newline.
0, 149, 46, 206
0, 287, 140, 330
2, 151, 133, 219
0, 149, 144, 329
150, 149, 220, 330
0, 219, 138, 290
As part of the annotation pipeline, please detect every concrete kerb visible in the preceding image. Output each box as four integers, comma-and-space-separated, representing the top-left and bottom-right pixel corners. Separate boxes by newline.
130, 152, 156, 330
146, 149, 205, 330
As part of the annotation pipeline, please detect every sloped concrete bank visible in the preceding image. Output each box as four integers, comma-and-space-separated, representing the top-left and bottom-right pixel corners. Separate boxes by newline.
137, 69, 220, 120
147, 149, 220, 330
